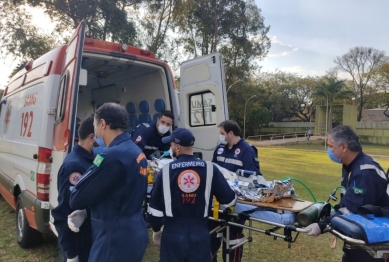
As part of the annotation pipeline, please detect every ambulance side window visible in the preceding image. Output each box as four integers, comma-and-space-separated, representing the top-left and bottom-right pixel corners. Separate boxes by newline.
189, 91, 217, 127
55, 74, 67, 123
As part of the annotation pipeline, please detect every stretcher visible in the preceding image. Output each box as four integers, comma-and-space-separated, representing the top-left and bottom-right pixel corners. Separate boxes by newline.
147, 185, 313, 262
209, 198, 313, 262
146, 160, 316, 262
327, 214, 389, 260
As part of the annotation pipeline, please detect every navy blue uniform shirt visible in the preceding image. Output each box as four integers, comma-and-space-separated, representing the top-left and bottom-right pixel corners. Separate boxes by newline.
69, 132, 149, 262
131, 122, 170, 159
51, 144, 94, 260
340, 151, 389, 214
148, 154, 236, 232
212, 138, 262, 176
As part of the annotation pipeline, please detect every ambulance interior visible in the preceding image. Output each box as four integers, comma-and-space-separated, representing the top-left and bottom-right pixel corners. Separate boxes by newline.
75, 53, 175, 134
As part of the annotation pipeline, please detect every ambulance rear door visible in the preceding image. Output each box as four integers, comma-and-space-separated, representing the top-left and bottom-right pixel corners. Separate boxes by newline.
49, 21, 86, 232
179, 53, 228, 161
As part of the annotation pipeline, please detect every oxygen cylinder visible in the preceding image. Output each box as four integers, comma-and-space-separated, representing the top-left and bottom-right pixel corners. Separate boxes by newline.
296, 203, 323, 227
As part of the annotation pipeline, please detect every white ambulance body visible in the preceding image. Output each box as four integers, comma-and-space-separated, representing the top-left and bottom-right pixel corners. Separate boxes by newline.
0, 21, 228, 247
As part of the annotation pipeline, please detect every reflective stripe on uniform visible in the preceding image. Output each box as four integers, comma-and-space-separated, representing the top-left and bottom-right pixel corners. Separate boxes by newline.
222, 194, 237, 208
217, 156, 225, 162
162, 164, 173, 217
148, 206, 164, 217
360, 164, 386, 180
224, 158, 243, 167
144, 145, 158, 150
204, 161, 214, 217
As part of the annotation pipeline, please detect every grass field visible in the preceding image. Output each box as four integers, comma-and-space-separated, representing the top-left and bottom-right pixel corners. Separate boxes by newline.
1, 142, 389, 262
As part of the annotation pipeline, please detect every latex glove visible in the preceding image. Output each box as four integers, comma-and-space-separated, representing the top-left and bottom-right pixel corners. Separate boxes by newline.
306, 223, 321, 237
152, 230, 162, 245
67, 256, 79, 262
67, 210, 87, 233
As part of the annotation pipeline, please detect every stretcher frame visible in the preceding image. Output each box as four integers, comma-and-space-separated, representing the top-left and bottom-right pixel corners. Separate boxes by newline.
209, 207, 311, 262
327, 226, 389, 260
146, 185, 312, 262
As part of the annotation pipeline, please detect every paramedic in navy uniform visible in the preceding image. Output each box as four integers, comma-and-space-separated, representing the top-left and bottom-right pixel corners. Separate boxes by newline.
52, 116, 95, 262
211, 120, 263, 262
69, 103, 149, 262
131, 110, 174, 159
306, 125, 389, 262
148, 128, 237, 262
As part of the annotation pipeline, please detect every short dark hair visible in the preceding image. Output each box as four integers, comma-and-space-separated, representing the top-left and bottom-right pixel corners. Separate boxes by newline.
78, 115, 94, 140
218, 120, 241, 137
328, 125, 362, 152
95, 103, 129, 130
159, 110, 174, 120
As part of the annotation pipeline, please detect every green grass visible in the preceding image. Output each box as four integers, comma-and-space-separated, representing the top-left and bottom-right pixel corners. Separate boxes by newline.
1, 143, 389, 261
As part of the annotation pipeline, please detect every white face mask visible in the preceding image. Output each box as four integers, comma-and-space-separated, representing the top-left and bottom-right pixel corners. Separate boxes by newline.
169, 148, 177, 160
218, 135, 227, 145
158, 124, 170, 134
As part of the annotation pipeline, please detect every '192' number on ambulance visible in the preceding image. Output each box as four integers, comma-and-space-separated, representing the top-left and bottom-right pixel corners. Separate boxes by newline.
20, 111, 33, 137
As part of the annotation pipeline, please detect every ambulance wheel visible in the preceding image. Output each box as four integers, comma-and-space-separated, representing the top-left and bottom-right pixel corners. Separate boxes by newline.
15, 196, 43, 248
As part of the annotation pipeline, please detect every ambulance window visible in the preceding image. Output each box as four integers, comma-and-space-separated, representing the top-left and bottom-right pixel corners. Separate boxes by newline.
189, 92, 217, 127
55, 74, 67, 123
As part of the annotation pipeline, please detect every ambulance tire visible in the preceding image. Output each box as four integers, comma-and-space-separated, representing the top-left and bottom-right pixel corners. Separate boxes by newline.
15, 196, 43, 248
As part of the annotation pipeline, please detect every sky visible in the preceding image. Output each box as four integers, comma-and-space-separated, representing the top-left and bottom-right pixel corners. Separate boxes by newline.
0, 0, 388, 89
255, 0, 389, 78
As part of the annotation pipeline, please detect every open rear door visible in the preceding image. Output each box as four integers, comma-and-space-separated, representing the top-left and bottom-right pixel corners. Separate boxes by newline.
49, 21, 86, 233
179, 53, 228, 161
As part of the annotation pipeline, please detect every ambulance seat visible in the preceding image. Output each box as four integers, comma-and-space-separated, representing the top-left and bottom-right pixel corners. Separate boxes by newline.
153, 99, 166, 123
138, 100, 151, 124
126, 102, 138, 133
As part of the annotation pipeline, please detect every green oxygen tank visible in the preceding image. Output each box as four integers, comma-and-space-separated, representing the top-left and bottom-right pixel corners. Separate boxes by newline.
296, 203, 323, 227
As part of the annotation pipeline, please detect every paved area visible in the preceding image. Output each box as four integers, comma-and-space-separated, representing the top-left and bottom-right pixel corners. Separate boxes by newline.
248, 136, 326, 146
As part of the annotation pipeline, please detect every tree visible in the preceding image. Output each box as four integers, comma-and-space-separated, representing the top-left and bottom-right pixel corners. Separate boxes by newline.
175, 0, 270, 86
0, 2, 59, 60
313, 76, 354, 128
136, 0, 180, 67
246, 105, 271, 136
251, 71, 317, 122
12, 0, 139, 44
334, 47, 388, 121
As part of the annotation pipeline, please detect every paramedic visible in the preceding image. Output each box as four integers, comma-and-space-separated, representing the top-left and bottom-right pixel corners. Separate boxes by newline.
131, 110, 173, 159
211, 120, 263, 262
306, 125, 389, 262
51, 116, 95, 262
69, 103, 149, 262
148, 128, 237, 262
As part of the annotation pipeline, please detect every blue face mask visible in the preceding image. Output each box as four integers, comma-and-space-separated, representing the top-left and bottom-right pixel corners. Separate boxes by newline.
327, 149, 341, 163
94, 131, 105, 146
93, 133, 106, 155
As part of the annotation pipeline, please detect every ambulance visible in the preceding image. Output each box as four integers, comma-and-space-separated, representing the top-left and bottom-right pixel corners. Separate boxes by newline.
0, 21, 229, 247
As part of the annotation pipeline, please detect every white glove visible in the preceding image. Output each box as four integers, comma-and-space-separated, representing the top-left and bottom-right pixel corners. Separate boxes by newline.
67, 256, 79, 262
152, 230, 163, 245
306, 223, 321, 237
67, 210, 87, 233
